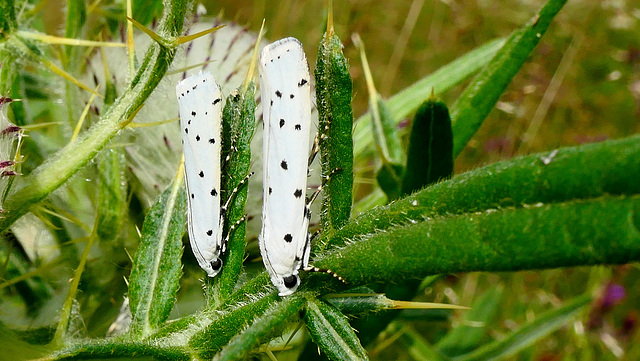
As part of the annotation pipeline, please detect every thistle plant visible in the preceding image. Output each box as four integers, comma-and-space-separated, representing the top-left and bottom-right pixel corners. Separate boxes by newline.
0, 0, 639, 360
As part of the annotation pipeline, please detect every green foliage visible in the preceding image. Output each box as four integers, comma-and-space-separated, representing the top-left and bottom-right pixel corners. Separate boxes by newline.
450, 0, 567, 157
214, 80, 257, 303
1, 0, 638, 360
315, 24, 354, 232
305, 297, 369, 360
128, 172, 186, 338
401, 96, 454, 196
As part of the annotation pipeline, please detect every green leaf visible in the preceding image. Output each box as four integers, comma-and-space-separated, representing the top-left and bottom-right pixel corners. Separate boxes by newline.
326, 290, 394, 316
316, 22, 354, 232
401, 96, 453, 196
372, 94, 404, 167
376, 161, 404, 201
128, 171, 186, 338
304, 297, 369, 361
188, 293, 283, 360
450, 0, 567, 157
355, 33, 405, 202
213, 80, 256, 304
213, 294, 306, 361
50, 339, 190, 361
326, 135, 640, 249
455, 294, 590, 361
353, 37, 506, 160
319, 194, 640, 286
436, 287, 504, 356
96, 147, 127, 242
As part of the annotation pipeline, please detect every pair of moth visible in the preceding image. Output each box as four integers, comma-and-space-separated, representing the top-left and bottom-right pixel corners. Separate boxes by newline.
176, 37, 314, 296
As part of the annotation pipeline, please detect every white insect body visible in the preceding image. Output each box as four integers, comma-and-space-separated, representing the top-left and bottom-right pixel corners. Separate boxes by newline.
176, 71, 226, 277
259, 37, 313, 296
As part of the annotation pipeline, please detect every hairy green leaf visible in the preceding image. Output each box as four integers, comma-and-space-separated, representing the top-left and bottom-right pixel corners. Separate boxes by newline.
320, 195, 640, 286
213, 80, 256, 303
402, 96, 453, 196
328, 135, 640, 248
305, 297, 369, 361
316, 24, 354, 231
128, 174, 186, 338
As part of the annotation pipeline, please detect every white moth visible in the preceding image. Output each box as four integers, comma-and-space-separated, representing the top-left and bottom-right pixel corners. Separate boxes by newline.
176, 71, 226, 277
259, 37, 313, 296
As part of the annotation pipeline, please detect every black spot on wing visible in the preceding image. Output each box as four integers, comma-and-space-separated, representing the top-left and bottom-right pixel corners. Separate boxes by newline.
275, 90, 282, 98
280, 160, 288, 170
209, 138, 215, 144
294, 189, 302, 198
268, 187, 272, 195
213, 98, 221, 105
284, 234, 292, 243
211, 188, 217, 196
295, 124, 301, 130
199, 170, 204, 178
207, 230, 213, 236
279, 119, 285, 128
298, 79, 308, 87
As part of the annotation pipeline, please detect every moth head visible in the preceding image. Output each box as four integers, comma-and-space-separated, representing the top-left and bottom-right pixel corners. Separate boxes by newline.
276, 274, 300, 296
203, 257, 223, 277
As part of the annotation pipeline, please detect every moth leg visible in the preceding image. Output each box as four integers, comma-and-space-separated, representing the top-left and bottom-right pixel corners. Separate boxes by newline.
307, 167, 343, 206
222, 214, 248, 252
221, 171, 255, 214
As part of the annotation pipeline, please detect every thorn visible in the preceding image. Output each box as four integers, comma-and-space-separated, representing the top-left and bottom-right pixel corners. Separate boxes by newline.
175, 25, 226, 46
126, 16, 168, 47
242, 20, 265, 93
